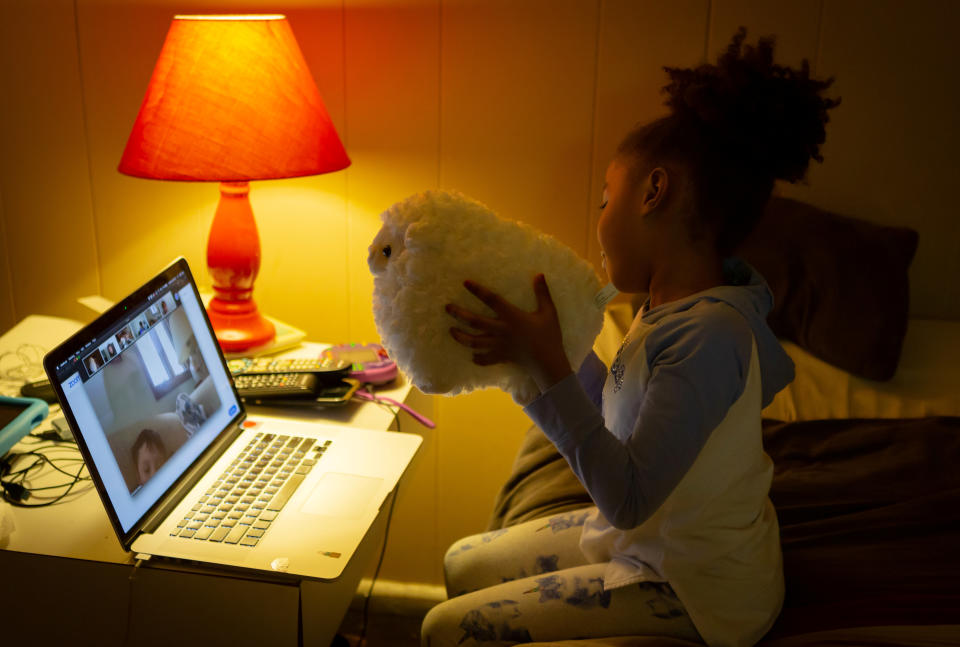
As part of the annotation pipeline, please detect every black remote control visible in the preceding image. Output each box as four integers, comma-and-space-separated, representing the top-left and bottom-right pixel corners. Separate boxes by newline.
242, 378, 361, 408
233, 373, 320, 399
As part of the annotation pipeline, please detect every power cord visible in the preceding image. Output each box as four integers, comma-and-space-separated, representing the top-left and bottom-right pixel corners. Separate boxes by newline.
0, 442, 90, 507
354, 384, 435, 429
0, 343, 46, 382
123, 558, 145, 646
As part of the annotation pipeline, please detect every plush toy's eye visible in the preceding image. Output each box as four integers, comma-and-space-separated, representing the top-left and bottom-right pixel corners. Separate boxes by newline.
382, 245, 392, 259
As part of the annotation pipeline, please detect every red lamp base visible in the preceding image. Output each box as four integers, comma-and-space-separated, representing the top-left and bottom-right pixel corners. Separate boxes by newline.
207, 296, 276, 352
205, 181, 276, 353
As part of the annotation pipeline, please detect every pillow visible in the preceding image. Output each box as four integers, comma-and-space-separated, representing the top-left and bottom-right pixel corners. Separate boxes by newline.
735, 196, 919, 381
175, 392, 206, 437
763, 318, 960, 421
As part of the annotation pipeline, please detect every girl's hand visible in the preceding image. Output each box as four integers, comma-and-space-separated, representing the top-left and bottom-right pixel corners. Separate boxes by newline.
446, 274, 572, 393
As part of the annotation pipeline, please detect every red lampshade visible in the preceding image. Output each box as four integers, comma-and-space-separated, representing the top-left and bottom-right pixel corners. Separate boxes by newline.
119, 14, 349, 180
119, 15, 350, 353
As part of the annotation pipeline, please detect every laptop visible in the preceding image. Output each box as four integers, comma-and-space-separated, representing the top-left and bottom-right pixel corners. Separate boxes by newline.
43, 257, 421, 580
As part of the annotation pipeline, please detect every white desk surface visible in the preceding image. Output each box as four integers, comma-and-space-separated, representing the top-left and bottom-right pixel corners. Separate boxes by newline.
0, 315, 413, 564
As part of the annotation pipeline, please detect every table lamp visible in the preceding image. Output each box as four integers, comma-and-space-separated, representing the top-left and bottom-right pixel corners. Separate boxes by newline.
118, 14, 350, 352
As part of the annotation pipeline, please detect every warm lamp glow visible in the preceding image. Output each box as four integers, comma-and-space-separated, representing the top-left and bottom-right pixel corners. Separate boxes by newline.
119, 15, 349, 352
173, 14, 286, 20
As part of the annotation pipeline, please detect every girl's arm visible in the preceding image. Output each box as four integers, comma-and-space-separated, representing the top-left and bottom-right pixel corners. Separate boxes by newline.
448, 279, 752, 529
526, 310, 753, 529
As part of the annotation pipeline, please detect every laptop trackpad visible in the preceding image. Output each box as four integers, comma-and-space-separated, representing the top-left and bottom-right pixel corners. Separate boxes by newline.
300, 473, 384, 518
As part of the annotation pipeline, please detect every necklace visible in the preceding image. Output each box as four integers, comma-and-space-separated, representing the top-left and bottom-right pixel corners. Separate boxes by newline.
611, 334, 629, 393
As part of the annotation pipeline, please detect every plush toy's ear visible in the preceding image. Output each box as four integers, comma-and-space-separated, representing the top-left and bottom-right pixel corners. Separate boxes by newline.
404, 218, 434, 251
405, 205, 463, 254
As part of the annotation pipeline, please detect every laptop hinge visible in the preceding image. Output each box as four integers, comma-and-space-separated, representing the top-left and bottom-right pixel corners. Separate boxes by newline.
138, 420, 245, 537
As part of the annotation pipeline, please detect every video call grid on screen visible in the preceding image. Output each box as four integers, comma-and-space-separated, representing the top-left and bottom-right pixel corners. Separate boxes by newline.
54, 270, 241, 532
81, 290, 181, 379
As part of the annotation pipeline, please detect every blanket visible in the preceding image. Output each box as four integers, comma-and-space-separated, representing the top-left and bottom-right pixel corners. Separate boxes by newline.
487, 416, 960, 644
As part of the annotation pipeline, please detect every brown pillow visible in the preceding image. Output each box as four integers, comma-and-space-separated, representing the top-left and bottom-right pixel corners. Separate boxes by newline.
736, 197, 919, 381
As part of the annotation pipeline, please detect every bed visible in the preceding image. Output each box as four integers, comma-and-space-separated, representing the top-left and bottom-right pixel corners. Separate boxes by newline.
485, 197, 960, 646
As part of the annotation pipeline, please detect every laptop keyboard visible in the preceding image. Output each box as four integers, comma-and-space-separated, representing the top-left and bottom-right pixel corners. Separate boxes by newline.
169, 432, 329, 547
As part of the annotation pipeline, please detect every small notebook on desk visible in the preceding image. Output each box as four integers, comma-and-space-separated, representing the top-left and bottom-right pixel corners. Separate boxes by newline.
45, 257, 420, 580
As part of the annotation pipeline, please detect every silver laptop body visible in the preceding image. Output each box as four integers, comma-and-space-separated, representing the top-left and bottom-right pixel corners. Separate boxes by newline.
44, 257, 420, 580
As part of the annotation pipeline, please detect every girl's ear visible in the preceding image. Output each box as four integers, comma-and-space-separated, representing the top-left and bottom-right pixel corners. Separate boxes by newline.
639, 167, 669, 215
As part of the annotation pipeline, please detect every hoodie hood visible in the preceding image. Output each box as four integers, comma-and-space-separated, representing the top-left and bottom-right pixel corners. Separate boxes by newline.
639, 257, 795, 407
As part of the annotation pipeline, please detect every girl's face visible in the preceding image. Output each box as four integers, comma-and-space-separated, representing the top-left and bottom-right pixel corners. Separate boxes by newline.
597, 159, 653, 293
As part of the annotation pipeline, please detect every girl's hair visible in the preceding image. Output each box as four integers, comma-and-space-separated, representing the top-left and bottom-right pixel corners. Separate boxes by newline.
618, 28, 840, 255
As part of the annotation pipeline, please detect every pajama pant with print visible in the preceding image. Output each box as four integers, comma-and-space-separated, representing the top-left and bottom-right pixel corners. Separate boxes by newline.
420, 508, 702, 646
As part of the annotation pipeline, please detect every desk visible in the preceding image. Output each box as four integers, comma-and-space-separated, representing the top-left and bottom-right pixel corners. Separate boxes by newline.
0, 316, 421, 646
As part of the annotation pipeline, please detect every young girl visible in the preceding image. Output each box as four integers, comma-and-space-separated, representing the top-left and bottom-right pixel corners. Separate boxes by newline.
425, 29, 839, 647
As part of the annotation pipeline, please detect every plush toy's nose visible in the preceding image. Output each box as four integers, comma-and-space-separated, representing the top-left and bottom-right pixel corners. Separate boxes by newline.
368, 243, 390, 273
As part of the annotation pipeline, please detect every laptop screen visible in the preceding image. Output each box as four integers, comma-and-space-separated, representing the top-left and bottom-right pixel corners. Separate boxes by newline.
46, 258, 242, 536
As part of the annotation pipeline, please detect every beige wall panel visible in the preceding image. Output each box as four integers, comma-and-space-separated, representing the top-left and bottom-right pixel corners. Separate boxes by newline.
0, 0, 100, 326
343, 0, 441, 345
586, 0, 709, 282
75, 1, 352, 342
709, 0, 821, 68
74, 2, 221, 300
342, 0, 442, 584
371, 389, 442, 585
255, 5, 351, 343
436, 0, 600, 555
439, 0, 599, 255
78, 4, 200, 292
435, 388, 535, 551
795, 0, 960, 319
0, 190, 15, 333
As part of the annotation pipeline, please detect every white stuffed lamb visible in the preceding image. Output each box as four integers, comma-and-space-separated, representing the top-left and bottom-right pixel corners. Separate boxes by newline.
368, 190, 606, 403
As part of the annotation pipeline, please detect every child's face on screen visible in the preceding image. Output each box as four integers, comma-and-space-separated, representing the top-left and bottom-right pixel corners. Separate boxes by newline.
136, 443, 164, 485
